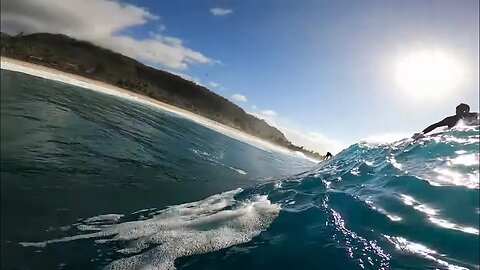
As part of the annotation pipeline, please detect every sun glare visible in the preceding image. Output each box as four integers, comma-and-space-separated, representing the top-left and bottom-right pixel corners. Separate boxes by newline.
395, 49, 464, 100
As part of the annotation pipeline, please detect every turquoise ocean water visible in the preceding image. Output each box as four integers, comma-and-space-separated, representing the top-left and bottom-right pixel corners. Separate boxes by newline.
1, 69, 479, 270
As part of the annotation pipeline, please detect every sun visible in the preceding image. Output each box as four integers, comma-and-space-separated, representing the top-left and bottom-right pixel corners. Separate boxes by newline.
395, 49, 464, 100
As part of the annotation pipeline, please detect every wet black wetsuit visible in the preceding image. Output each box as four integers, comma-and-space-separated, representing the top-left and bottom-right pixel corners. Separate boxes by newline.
422, 112, 479, 134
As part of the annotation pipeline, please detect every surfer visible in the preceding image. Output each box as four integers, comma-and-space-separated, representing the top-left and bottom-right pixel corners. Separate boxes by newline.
324, 152, 333, 160
413, 103, 479, 139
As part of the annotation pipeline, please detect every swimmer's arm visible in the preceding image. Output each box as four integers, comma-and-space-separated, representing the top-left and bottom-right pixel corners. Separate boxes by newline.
421, 118, 450, 134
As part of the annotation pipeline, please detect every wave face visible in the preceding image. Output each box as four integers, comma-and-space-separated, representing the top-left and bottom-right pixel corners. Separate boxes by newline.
1, 70, 479, 270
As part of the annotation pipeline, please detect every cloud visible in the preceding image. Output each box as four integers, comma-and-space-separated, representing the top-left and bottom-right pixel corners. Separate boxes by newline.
260, 110, 277, 117
1, 0, 214, 70
208, 81, 220, 88
250, 111, 277, 127
210, 8, 233, 16
231, 94, 247, 103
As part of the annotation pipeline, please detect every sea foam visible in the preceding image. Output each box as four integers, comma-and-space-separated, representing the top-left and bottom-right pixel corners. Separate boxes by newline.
20, 189, 280, 270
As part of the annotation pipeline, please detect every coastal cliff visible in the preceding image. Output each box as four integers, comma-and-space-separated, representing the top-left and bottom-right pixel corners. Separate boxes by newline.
1, 32, 324, 160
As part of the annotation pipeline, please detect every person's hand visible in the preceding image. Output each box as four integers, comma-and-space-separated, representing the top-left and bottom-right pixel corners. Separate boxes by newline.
412, 132, 424, 140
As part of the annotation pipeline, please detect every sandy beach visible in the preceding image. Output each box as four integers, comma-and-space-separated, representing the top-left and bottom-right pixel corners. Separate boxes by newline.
0, 57, 314, 161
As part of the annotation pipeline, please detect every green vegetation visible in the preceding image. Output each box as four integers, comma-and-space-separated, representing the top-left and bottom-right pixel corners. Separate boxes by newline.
1, 32, 324, 160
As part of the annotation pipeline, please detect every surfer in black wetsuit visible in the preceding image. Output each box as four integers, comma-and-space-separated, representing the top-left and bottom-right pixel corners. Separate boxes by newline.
413, 103, 479, 139
324, 152, 333, 160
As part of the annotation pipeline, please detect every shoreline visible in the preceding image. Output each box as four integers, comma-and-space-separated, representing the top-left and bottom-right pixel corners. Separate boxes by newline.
0, 57, 319, 162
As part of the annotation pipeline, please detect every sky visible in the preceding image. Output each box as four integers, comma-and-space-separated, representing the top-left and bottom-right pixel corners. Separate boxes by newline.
1, 0, 479, 153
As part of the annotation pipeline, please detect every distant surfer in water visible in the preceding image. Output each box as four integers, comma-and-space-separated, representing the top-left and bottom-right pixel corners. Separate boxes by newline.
324, 152, 333, 160
413, 103, 479, 139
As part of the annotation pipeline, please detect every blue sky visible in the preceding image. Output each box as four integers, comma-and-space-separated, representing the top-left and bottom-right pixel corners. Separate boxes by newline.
2, 0, 479, 152
133, 0, 479, 142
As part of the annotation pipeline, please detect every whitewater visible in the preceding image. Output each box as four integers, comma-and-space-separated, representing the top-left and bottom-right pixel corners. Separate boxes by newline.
17, 126, 479, 270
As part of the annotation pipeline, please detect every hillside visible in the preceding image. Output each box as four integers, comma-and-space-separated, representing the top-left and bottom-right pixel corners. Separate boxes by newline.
0, 32, 323, 160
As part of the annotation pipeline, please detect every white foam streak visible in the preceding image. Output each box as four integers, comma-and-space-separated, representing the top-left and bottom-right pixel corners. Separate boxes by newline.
388, 157, 403, 170
228, 167, 247, 175
20, 189, 280, 270
384, 235, 468, 270
399, 194, 478, 235
440, 135, 479, 145
190, 149, 247, 175
364, 198, 403, 222
450, 153, 479, 166
83, 214, 124, 223
428, 217, 479, 235
434, 168, 479, 189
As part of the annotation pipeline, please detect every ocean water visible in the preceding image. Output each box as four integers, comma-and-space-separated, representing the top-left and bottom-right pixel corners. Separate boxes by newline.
1, 69, 479, 270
